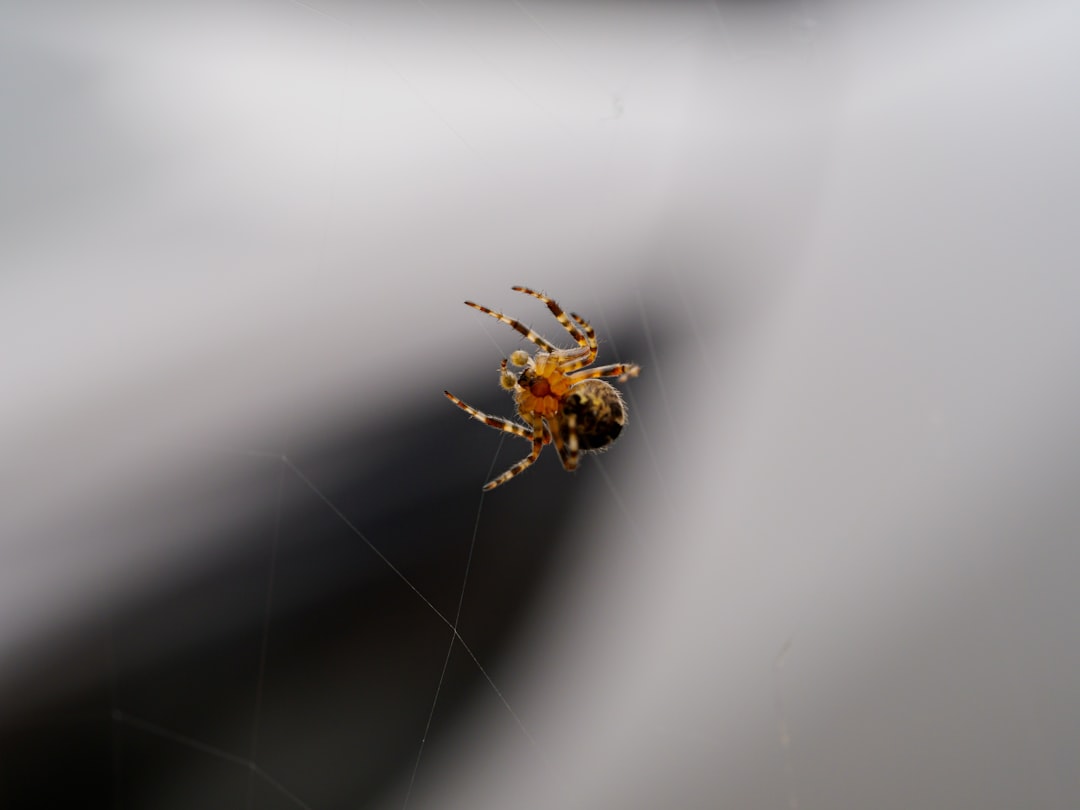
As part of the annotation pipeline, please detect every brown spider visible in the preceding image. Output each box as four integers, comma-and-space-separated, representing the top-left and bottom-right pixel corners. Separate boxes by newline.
445, 286, 641, 491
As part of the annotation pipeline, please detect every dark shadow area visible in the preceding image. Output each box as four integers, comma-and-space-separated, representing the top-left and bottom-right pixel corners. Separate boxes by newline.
0, 324, 665, 809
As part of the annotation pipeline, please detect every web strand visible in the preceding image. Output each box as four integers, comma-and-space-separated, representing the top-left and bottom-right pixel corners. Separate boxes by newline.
595, 293, 673, 515
108, 448, 535, 809
246, 462, 287, 809
113, 710, 313, 810
402, 435, 508, 809
281, 455, 537, 744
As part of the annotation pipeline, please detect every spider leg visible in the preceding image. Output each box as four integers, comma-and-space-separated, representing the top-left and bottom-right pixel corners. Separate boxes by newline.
444, 391, 533, 440
512, 286, 590, 351
483, 418, 549, 491
548, 413, 580, 471
566, 362, 641, 383
465, 301, 557, 352
556, 312, 598, 371
571, 312, 597, 352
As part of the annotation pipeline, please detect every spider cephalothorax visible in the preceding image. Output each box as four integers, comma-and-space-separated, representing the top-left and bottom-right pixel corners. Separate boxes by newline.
445, 286, 640, 491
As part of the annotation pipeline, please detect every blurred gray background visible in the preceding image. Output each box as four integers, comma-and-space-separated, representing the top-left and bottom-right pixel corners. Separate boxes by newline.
2, 0, 1079, 808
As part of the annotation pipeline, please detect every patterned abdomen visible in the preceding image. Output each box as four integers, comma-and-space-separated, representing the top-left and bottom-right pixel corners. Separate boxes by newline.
561, 380, 627, 452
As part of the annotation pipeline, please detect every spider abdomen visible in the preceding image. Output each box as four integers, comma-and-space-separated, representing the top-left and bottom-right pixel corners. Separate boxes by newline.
561, 379, 627, 452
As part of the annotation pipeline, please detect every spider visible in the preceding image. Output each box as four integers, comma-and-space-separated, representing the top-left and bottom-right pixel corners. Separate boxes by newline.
445, 286, 641, 491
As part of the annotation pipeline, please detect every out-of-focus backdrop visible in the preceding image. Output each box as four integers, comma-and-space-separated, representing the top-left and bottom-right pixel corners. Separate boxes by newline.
2, 1, 1078, 808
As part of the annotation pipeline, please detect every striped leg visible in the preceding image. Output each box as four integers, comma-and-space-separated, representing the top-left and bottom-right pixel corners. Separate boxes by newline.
444, 391, 533, 440
571, 313, 597, 352
483, 419, 549, 491
465, 301, 556, 352
556, 312, 598, 371
548, 413, 580, 471
567, 362, 641, 384
512, 286, 589, 350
